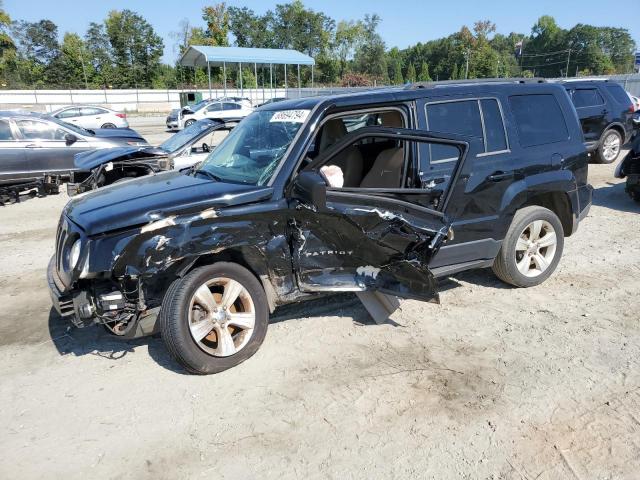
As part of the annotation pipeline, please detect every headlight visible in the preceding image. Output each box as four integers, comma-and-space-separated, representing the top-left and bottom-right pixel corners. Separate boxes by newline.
69, 239, 81, 269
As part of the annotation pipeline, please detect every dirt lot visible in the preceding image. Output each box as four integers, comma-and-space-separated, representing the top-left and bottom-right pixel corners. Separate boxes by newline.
1, 120, 639, 479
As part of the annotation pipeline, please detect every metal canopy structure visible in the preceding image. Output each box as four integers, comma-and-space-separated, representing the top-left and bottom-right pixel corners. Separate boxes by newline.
179, 46, 315, 100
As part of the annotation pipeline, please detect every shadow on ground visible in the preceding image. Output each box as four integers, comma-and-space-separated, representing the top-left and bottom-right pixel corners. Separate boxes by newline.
592, 181, 640, 213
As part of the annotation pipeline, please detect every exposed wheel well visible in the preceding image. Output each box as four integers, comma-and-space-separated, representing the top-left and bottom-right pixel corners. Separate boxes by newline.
186, 249, 277, 312
523, 191, 573, 237
602, 124, 625, 144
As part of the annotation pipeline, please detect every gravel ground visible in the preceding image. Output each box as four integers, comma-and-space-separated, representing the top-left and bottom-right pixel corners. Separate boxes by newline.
0, 127, 639, 479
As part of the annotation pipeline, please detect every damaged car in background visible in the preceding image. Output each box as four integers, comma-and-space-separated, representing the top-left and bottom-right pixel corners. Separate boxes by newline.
67, 119, 237, 196
48, 79, 592, 374
0, 111, 148, 203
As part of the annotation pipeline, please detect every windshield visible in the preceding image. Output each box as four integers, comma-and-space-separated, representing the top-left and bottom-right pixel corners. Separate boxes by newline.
196, 109, 309, 185
46, 115, 93, 136
160, 120, 216, 153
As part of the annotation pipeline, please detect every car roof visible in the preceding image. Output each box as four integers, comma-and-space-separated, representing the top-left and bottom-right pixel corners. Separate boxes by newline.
259, 79, 565, 112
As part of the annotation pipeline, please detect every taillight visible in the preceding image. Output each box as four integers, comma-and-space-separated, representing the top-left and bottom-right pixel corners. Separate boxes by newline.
116, 113, 126, 119
629, 105, 636, 113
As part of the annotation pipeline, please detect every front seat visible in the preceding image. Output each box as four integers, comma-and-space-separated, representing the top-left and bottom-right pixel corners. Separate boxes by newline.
318, 119, 363, 188
360, 111, 405, 188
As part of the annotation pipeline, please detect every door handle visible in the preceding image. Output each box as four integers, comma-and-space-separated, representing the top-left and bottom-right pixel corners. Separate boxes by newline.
487, 171, 513, 182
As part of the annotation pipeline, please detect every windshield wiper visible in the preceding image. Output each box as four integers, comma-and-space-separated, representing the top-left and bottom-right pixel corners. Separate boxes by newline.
192, 167, 222, 182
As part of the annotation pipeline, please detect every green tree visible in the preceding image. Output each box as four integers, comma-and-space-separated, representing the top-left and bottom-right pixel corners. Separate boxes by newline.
103, 9, 164, 88
202, 3, 229, 46
406, 62, 416, 83
451, 63, 459, 80
418, 61, 431, 81
353, 14, 387, 82
333, 20, 363, 78
48, 33, 94, 88
0, 1, 16, 87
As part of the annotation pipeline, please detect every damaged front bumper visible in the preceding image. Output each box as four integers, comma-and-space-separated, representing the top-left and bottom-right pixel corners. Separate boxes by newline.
47, 256, 160, 338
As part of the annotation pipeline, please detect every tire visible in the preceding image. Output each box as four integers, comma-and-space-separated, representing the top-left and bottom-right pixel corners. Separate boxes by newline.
100, 123, 117, 129
159, 262, 268, 375
183, 119, 196, 128
596, 129, 622, 164
492, 206, 564, 288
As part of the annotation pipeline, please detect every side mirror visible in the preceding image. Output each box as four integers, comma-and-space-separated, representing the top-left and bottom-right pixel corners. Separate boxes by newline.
633, 113, 640, 126
65, 133, 77, 145
292, 171, 327, 210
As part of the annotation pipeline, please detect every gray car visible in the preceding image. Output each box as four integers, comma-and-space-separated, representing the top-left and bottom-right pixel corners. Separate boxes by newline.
0, 111, 147, 187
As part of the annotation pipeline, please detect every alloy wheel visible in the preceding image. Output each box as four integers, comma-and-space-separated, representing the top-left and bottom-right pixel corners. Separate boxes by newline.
187, 277, 256, 357
602, 132, 621, 162
514, 220, 557, 278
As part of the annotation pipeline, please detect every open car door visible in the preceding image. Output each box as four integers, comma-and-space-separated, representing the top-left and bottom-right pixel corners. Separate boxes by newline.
288, 126, 469, 303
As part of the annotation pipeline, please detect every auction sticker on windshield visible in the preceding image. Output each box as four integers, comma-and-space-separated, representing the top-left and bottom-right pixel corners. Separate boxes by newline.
270, 110, 310, 123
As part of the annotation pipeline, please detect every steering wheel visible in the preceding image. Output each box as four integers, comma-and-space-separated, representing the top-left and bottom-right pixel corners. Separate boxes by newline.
202, 142, 210, 153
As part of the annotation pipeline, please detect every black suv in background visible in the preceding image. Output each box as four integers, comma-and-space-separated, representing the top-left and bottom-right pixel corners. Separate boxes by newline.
561, 79, 635, 164
48, 79, 592, 374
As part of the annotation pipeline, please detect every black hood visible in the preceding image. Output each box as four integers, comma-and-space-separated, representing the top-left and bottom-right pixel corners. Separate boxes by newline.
65, 170, 273, 236
74, 146, 166, 170
91, 127, 146, 141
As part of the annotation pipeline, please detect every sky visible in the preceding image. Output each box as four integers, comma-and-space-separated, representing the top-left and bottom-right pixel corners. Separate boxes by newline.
5, 0, 639, 64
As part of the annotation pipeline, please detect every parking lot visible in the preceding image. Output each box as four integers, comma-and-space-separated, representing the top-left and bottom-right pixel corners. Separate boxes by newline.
1, 116, 639, 479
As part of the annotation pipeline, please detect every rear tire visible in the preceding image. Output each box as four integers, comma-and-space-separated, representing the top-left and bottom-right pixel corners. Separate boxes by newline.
492, 206, 564, 287
184, 119, 196, 128
596, 129, 622, 164
159, 262, 268, 375
100, 123, 117, 129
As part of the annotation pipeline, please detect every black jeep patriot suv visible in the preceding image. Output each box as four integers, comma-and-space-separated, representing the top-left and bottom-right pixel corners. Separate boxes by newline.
48, 79, 593, 374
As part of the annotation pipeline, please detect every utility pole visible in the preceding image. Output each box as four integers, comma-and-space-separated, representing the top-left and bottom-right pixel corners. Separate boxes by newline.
78, 45, 89, 89
565, 48, 571, 78
465, 49, 470, 79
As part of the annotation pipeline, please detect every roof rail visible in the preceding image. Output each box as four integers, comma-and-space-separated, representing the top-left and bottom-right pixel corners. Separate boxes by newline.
556, 77, 610, 83
406, 77, 547, 90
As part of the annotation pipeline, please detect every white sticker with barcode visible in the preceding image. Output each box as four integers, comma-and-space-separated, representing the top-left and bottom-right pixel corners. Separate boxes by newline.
270, 109, 310, 123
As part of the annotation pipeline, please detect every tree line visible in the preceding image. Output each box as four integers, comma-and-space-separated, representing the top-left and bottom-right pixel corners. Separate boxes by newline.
0, 1, 635, 90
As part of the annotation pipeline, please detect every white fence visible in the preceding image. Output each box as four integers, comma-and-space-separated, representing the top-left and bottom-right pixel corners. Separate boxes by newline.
0, 88, 292, 113
2, 74, 639, 113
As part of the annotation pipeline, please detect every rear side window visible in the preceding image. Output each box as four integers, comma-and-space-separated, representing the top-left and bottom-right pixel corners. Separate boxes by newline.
509, 94, 568, 147
605, 84, 633, 106
572, 89, 605, 108
480, 99, 508, 152
426, 100, 483, 162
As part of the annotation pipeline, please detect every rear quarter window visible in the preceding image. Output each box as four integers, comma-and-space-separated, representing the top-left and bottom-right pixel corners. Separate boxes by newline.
572, 88, 605, 108
604, 84, 633, 106
509, 94, 569, 148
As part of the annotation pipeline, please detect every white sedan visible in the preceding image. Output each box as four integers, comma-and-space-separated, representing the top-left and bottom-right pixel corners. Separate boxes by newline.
176, 100, 253, 129
51, 105, 129, 129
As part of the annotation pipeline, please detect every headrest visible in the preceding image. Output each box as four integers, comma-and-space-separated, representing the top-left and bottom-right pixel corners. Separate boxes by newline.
318, 119, 347, 151
379, 111, 404, 128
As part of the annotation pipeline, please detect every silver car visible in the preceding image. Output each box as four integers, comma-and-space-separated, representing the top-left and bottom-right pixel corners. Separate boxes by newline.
51, 105, 129, 129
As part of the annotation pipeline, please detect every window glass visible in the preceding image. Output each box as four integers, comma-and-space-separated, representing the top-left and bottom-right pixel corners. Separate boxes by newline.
426, 100, 483, 161
207, 103, 222, 112
605, 84, 633, 105
17, 119, 67, 141
56, 108, 79, 119
509, 94, 568, 147
572, 89, 605, 108
0, 119, 14, 140
80, 107, 104, 116
223, 103, 240, 110
480, 99, 508, 152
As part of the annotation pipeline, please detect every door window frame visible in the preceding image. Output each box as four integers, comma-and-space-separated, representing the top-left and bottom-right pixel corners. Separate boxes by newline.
302, 126, 469, 215
423, 97, 510, 164
570, 88, 606, 109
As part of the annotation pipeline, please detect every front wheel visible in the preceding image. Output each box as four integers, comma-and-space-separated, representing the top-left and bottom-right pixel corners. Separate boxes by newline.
492, 206, 564, 287
183, 119, 196, 128
159, 262, 269, 375
100, 123, 117, 129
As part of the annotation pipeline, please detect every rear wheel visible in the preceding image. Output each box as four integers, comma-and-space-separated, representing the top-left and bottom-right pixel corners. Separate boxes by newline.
100, 123, 116, 129
492, 206, 564, 287
184, 119, 196, 128
596, 129, 622, 164
159, 262, 268, 375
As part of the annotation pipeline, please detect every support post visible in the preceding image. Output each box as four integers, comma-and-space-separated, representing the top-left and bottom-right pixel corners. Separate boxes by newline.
270, 63, 273, 100
311, 65, 314, 93
207, 61, 212, 100
239, 62, 243, 96
565, 49, 571, 78
223, 62, 227, 96
254, 62, 258, 104
297, 64, 301, 97
284, 64, 288, 96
